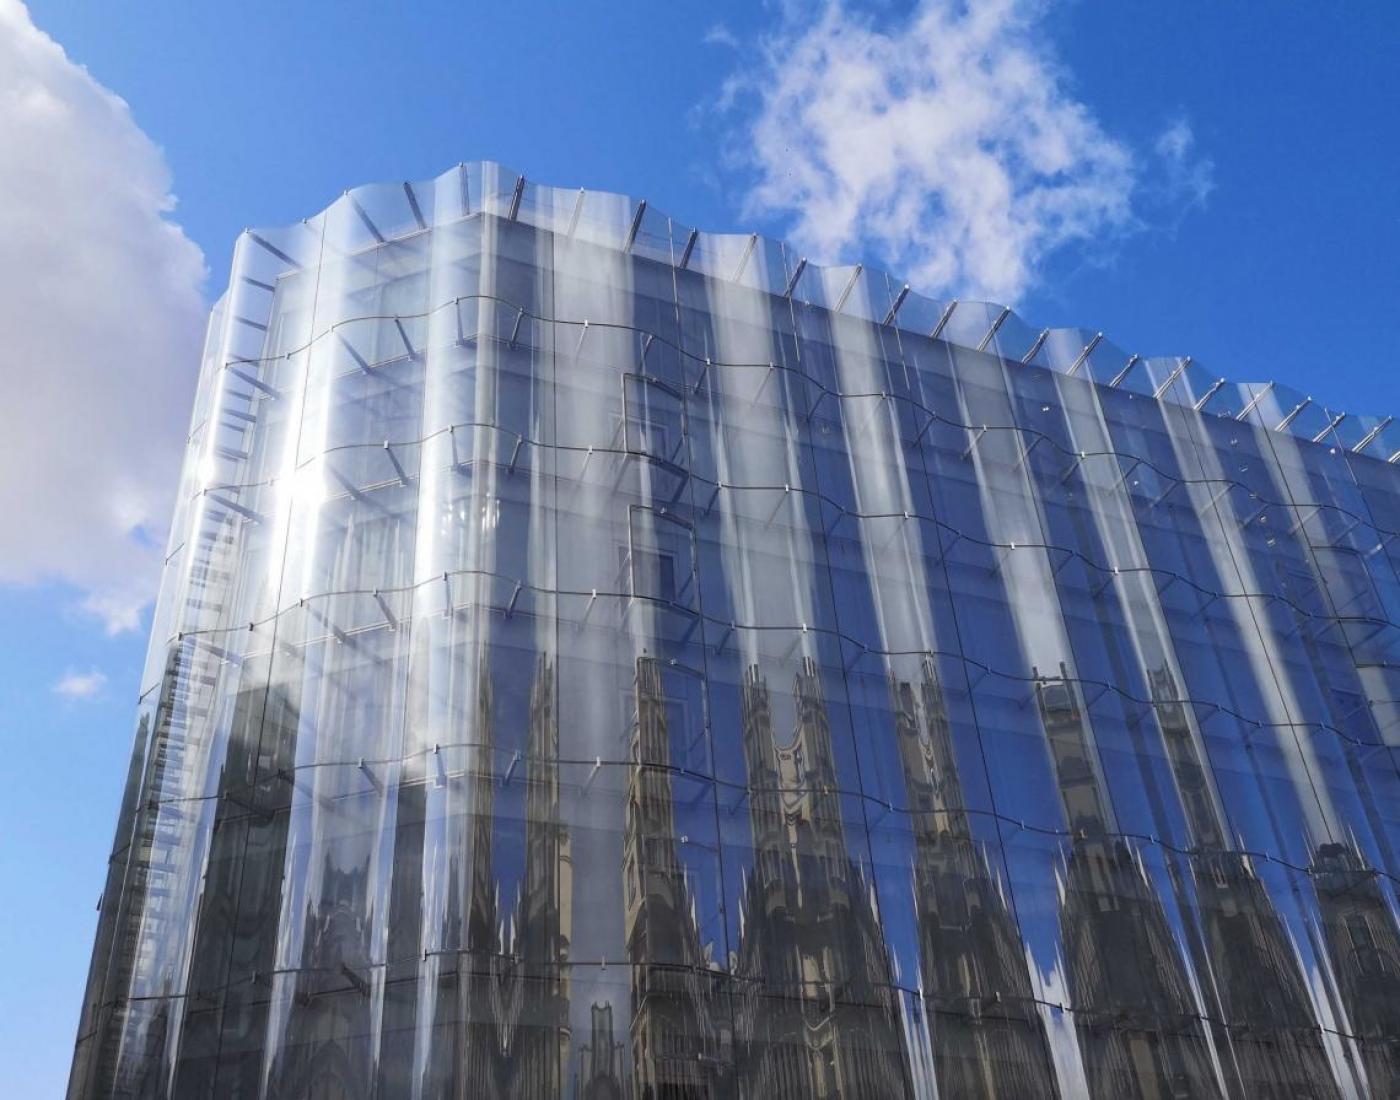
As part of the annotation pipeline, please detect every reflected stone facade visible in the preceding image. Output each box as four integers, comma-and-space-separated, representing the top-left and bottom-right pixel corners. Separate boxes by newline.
71, 163, 1400, 1099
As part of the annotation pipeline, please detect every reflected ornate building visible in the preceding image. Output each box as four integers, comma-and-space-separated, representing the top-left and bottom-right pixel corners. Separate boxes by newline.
890, 660, 1060, 1098
456, 663, 508, 1099
73, 659, 179, 1100
578, 1003, 626, 1100
423, 655, 575, 1100
1148, 667, 1342, 1099
623, 656, 728, 1098
1034, 665, 1222, 1100
1312, 841, 1400, 1097
510, 657, 575, 1098
732, 659, 913, 1100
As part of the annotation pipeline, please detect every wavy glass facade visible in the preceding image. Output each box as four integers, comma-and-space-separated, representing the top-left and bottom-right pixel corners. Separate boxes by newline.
70, 162, 1400, 1100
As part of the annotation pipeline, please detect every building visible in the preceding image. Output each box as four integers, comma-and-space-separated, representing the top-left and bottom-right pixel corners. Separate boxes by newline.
70, 162, 1400, 1099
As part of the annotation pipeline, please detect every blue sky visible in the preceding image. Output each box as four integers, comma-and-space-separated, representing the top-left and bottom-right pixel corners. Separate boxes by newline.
2, 1, 1399, 1094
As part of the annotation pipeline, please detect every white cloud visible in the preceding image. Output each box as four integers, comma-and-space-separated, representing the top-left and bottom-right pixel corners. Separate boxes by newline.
716, 0, 1211, 303
704, 23, 740, 50
0, 0, 205, 632
1154, 117, 1215, 210
53, 667, 108, 699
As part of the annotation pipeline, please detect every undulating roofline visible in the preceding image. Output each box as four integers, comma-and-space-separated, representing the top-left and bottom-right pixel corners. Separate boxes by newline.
233, 160, 1398, 464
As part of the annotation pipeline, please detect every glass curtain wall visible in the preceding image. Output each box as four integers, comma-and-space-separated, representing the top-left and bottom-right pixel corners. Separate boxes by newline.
70, 163, 1400, 1100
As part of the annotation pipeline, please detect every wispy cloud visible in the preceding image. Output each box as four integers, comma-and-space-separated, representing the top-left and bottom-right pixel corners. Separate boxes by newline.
53, 667, 108, 700
0, 0, 205, 633
712, 0, 1212, 304
703, 23, 739, 50
1154, 117, 1215, 211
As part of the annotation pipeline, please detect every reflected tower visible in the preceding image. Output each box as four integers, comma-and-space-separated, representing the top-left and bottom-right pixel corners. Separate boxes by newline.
1034, 664, 1222, 1100
1148, 667, 1341, 1098
454, 661, 507, 1100
577, 1003, 625, 1100
444, 655, 575, 1099
891, 658, 1060, 1098
74, 653, 191, 1098
505, 655, 573, 1099
76, 647, 297, 1099
733, 659, 913, 1100
1311, 841, 1400, 1096
622, 655, 728, 1098
71, 704, 161, 1100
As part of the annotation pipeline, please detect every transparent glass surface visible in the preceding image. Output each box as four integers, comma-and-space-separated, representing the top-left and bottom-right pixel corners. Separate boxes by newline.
70, 163, 1400, 1100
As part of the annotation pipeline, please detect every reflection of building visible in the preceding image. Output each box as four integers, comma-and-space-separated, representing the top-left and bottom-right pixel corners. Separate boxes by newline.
733, 660, 912, 1100
442, 656, 576, 1099
457, 662, 507, 1099
892, 659, 1060, 1098
516, 658, 574, 1096
623, 656, 727, 1098
72, 653, 181, 1099
577, 1003, 625, 1100
1311, 841, 1400, 1097
1034, 665, 1221, 1100
1148, 667, 1341, 1098
107, 658, 303, 1098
